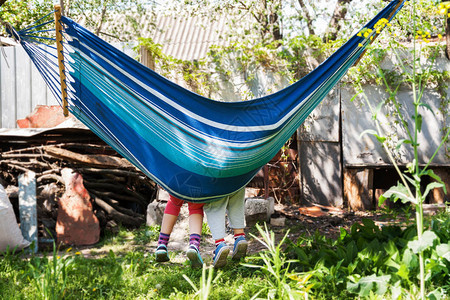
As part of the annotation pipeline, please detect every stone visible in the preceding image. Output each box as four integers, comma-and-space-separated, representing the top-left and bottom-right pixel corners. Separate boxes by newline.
146, 200, 166, 226
244, 197, 275, 225
56, 169, 100, 246
270, 215, 286, 227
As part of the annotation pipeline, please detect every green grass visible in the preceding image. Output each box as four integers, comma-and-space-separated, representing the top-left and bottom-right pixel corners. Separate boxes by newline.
1, 211, 448, 299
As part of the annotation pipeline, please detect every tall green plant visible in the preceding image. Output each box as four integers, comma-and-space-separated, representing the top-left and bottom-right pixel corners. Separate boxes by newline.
243, 224, 312, 299
356, 1, 449, 299
27, 242, 75, 300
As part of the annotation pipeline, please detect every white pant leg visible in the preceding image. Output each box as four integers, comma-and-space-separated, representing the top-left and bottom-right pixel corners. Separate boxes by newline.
226, 188, 246, 230
203, 196, 229, 240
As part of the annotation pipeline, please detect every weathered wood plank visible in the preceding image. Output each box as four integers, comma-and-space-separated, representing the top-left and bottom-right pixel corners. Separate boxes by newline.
43, 145, 135, 169
344, 168, 373, 211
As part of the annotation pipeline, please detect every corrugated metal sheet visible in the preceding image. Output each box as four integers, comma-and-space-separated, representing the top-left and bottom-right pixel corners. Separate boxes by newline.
95, 13, 231, 61
0, 46, 57, 128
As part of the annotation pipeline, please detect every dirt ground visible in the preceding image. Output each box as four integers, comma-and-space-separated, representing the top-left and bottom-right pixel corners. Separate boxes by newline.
137, 202, 399, 264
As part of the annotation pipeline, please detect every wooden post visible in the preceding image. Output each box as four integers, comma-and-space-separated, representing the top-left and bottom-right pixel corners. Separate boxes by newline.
54, 4, 69, 117
19, 171, 38, 253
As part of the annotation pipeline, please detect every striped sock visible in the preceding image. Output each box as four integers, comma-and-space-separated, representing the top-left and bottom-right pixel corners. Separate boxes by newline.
158, 232, 170, 247
215, 238, 225, 247
189, 234, 201, 249
234, 233, 245, 240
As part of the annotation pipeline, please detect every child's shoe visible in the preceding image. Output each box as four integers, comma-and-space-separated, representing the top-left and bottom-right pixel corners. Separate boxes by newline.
231, 236, 248, 260
213, 242, 230, 268
186, 244, 203, 268
155, 244, 170, 262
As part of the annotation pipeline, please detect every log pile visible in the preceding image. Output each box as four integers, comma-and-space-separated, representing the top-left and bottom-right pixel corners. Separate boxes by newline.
0, 131, 156, 241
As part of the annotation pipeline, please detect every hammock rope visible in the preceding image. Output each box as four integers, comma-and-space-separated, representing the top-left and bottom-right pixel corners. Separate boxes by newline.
7, 0, 407, 202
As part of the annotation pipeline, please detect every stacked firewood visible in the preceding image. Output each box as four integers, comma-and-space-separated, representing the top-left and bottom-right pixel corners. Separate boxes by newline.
1, 139, 156, 239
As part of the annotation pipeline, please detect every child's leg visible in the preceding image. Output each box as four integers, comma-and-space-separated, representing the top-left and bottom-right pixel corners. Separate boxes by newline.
156, 195, 184, 262
226, 188, 248, 260
203, 198, 228, 241
186, 202, 204, 268
226, 188, 246, 231
204, 197, 231, 268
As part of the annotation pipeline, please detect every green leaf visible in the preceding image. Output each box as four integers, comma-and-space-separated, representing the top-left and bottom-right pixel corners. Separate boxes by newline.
421, 169, 447, 194
423, 182, 444, 199
350, 90, 362, 102
360, 129, 386, 143
372, 101, 383, 120
395, 139, 412, 151
407, 230, 438, 254
436, 243, 450, 261
347, 274, 391, 297
418, 103, 435, 115
379, 183, 416, 205
412, 114, 423, 132
396, 263, 410, 281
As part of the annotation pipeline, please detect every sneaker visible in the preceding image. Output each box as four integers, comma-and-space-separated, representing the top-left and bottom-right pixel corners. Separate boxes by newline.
155, 244, 170, 262
213, 242, 230, 268
186, 245, 203, 268
231, 236, 248, 260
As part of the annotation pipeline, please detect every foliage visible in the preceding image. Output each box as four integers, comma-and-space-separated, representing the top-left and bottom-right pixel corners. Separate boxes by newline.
243, 224, 312, 299
26, 242, 75, 300
286, 214, 450, 299
0, 0, 53, 33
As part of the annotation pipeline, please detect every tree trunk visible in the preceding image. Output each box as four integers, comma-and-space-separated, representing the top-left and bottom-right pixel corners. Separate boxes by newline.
297, 0, 315, 36
324, 0, 353, 41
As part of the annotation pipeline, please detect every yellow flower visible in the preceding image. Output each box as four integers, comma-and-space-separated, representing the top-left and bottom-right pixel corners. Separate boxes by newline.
448, 12, 450, 17
93, 288, 97, 292
438, 34, 443, 39
370, 36, 373, 40
439, 8, 447, 14
358, 43, 363, 47
66, 247, 72, 253
417, 30, 422, 34
433, 26, 437, 30
387, 23, 391, 27
423, 38, 429, 43
57, 256, 61, 259
357, 32, 362, 37
75, 251, 81, 255
364, 32, 369, 38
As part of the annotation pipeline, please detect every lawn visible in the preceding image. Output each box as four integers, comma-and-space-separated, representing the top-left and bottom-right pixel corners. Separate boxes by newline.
1, 208, 449, 299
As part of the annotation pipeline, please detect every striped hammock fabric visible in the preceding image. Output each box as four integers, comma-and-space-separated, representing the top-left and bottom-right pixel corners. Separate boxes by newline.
9, 0, 406, 202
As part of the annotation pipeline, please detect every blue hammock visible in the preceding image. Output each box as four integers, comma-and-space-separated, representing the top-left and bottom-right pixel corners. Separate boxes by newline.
8, 0, 406, 202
